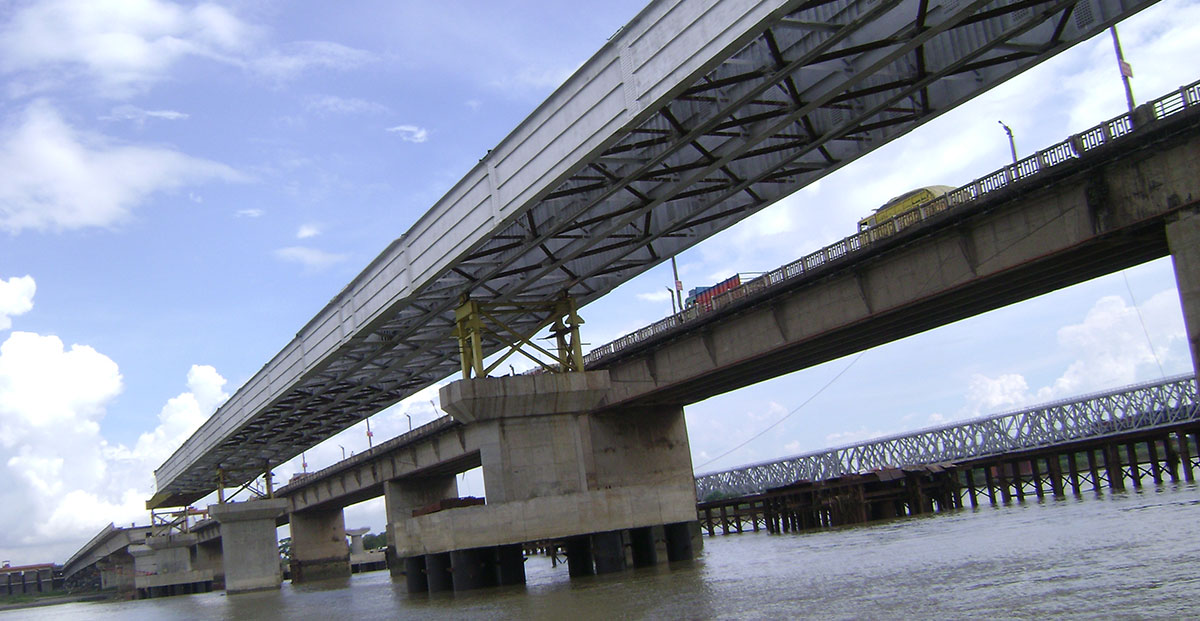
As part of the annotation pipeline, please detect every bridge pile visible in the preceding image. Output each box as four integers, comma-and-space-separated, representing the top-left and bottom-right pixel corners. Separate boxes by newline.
699, 421, 1200, 536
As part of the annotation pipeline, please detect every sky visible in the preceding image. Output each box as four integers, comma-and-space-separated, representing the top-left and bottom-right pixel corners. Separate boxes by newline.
0, 0, 1198, 566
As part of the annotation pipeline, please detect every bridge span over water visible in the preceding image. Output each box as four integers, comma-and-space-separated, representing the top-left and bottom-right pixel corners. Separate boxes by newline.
695, 373, 1200, 498
150, 0, 1160, 510
131, 0, 1200, 598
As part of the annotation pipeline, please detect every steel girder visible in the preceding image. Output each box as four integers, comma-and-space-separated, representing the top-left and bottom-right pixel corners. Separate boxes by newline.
694, 374, 1200, 498
152, 0, 1158, 508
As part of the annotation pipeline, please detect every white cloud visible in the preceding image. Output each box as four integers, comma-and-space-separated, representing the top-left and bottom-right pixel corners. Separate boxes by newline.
253, 41, 375, 82
0, 101, 243, 233
963, 288, 1188, 416
0, 276, 35, 330
296, 224, 321, 239
386, 124, 429, 143
0, 1, 375, 98
130, 365, 227, 467
636, 289, 672, 303
100, 104, 189, 123
305, 94, 388, 115
275, 246, 347, 269
0, 321, 228, 563
0, 0, 251, 98
236, 208, 264, 218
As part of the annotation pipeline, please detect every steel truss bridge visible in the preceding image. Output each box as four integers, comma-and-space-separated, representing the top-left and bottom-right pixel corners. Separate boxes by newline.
152, 0, 1160, 508
694, 374, 1200, 499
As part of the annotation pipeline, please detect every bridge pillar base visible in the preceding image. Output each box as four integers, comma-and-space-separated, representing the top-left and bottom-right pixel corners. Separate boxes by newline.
289, 506, 350, 583
384, 477, 458, 580
209, 498, 287, 594
663, 521, 695, 562
591, 530, 626, 574
129, 534, 215, 599
1168, 208, 1200, 379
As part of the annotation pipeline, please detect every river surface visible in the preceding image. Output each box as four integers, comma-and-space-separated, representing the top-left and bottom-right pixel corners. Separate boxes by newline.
7, 484, 1200, 619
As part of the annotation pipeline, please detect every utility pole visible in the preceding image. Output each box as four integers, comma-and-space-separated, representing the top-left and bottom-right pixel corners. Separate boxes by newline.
1110, 26, 1135, 114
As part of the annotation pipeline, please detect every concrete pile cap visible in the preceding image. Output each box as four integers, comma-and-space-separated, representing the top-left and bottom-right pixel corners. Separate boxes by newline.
440, 370, 611, 423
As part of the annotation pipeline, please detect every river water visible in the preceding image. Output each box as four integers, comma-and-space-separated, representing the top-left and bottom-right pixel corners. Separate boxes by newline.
7, 484, 1200, 619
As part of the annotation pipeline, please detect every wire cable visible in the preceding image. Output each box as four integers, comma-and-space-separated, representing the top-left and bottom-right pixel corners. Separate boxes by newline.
695, 351, 865, 471
1123, 270, 1166, 379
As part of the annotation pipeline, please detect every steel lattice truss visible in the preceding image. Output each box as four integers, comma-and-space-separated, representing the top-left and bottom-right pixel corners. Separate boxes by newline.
154, 0, 1156, 507
695, 374, 1200, 498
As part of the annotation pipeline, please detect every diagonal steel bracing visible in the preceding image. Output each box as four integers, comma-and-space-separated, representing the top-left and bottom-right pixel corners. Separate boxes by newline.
151, 0, 1158, 508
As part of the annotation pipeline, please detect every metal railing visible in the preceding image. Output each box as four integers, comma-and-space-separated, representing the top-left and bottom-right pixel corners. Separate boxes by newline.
694, 374, 1199, 499
584, 79, 1200, 367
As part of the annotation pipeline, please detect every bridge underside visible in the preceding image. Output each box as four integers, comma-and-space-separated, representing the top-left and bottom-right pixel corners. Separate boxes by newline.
152, 0, 1160, 508
595, 104, 1200, 409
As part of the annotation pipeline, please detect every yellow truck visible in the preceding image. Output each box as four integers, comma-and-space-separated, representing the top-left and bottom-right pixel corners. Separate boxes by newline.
857, 185, 955, 233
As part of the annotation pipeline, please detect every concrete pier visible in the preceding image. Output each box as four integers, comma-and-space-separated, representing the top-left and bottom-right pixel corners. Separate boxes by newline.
385, 371, 697, 592
209, 499, 287, 594
289, 507, 350, 583
1168, 209, 1200, 378
384, 476, 457, 579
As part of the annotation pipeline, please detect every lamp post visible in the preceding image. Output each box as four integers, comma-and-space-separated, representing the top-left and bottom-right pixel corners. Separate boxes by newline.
666, 286, 677, 314
1110, 25, 1135, 114
998, 121, 1018, 164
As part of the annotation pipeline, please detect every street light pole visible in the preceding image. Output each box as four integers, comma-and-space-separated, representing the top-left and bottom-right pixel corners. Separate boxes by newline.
1110, 25, 1136, 114
998, 121, 1018, 163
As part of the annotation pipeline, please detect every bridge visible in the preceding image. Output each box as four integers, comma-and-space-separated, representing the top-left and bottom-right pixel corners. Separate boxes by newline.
695, 373, 1200, 498
131, 0, 1198, 598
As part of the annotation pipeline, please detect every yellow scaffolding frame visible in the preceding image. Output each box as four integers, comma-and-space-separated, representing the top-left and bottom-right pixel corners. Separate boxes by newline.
453, 294, 586, 379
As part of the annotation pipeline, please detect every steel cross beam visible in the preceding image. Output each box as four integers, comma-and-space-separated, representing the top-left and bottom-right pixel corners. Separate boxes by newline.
694, 375, 1200, 499
151, 0, 1158, 509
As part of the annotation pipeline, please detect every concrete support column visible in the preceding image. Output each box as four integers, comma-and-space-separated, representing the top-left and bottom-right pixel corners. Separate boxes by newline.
384, 476, 458, 580
288, 506, 350, 583
193, 540, 225, 589
450, 548, 497, 591
629, 526, 657, 568
1168, 209, 1200, 379
209, 499, 287, 594
403, 556, 427, 593
496, 544, 526, 586
663, 521, 695, 562
591, 530, 626, 574
564, 536, 594, 577
424, 552, 452, 593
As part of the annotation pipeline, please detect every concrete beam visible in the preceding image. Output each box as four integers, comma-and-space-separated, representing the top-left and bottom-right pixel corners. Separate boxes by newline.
595, 111, 1200, 409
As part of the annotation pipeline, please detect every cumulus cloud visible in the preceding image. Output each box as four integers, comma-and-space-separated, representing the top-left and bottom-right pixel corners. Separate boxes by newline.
963, 288, 1188, 416
0, 322, 227, 563
636, 289, 672, 303
296, 224, 321, 239
275, 246, 347, 269
386, 124, 429, 143
0, 276, 35, 330
0, 101, 243, 233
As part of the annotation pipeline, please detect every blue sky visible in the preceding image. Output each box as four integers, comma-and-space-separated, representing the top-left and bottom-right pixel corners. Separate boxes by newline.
1, 0, 1198, 565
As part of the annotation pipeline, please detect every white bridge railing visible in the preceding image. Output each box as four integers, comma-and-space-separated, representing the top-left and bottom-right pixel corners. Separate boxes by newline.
584, 79, 1200, 367
694, 374, 1199, 499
